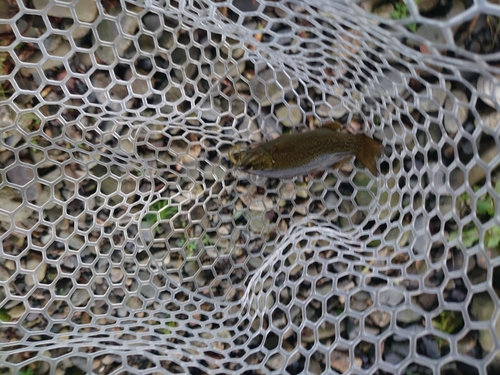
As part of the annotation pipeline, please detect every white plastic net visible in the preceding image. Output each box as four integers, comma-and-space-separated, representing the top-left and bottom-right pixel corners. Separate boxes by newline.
1, 0, 500, 374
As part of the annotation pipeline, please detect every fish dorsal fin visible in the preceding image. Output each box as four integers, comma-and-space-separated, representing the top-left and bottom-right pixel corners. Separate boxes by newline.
322, 122, 342, 132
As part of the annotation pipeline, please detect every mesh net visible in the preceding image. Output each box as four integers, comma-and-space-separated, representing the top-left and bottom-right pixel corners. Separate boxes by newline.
1, 0, 500, 373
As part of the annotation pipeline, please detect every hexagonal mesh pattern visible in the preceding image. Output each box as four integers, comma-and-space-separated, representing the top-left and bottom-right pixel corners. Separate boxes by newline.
1, 0, 500, 373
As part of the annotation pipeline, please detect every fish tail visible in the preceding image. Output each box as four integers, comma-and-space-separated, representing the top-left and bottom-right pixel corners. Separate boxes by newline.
355, 134, 383, 175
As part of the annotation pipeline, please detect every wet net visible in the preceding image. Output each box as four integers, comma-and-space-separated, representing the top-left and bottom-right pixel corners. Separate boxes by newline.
1, 0, 500, 374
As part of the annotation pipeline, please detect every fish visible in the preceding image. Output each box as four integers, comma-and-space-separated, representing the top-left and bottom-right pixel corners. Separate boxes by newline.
228, 122, 383, 179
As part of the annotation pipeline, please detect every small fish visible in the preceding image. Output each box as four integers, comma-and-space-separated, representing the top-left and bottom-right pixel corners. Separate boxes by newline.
228, 122, 383, 179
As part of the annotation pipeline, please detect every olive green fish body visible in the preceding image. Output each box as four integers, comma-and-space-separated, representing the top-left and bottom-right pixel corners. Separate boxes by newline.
229, 124, 382, 178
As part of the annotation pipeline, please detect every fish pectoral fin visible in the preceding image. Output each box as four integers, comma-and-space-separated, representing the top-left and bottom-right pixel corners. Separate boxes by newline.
330, 156, 352, 170
322, 122, 343, 132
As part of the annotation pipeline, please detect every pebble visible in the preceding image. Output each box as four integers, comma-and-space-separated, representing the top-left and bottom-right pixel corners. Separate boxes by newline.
476, 74, 500, 108
418, 81, 451, 112
213, 60, 246, 79
418, 0, 439, 13
90, 72, 125, 111
323, 191, 339, 210
384, 333, 410, 363
449, 140, 498, 188
42, 35, 62, 53
0, 105, 17, 138
110, 268, 124, 283
331, 349, 362, 372
142, 13, 162, 32
125, 296, 143, 310
274, 102, 303, 127
0, 187, 34, 223
238, 189, 268, 212
61, 19, 90, 40
279, 182, 296, 200
418, 293, 438, 311
414, 0, 465, 47
368, 68, 410, 99
20, 40, 72, 77
266, 350, 300, 371
458, 331, 478, 356
7, 303, 26, 319
203, 164, 226, 181
377, 178, 400, 221
443, 90, 469, 137
70, 289, 91, 307
353, 172, 375, 207
249, 68, 299, 106
316, 86, 347, 119
346, 318, 363, 341
33, 0, 98, 22
159, 30, 175, 50
220, 37, 245, 60
6, 163, 40, 202
95, 14, 139, 64
371, 2, 395, 19
470, 292, 500, 359
397, 309, 423, 324
418, 335, 441, 359
199, 100, 222, 121
248, 210, 268, 233
411, 214, 432, 255
379, 289, 404, 307
375, 120, 405, 146
415, 24, 447, 46
369, 310, 391, 328
2, 2, 499, 373
118, 138, 135, 154
25, 253, 47, 286
479, 109, 500, 131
